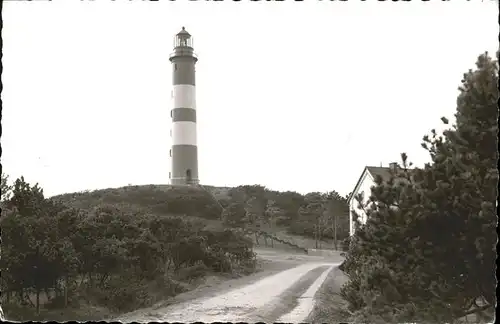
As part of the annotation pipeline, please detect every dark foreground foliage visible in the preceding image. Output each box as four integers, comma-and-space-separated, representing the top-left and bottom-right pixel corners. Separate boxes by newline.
341, 52, 498, 323
0, 177, 256, 321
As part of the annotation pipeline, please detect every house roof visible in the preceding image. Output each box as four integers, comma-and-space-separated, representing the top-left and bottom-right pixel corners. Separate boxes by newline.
366, 166, 393, 182
347, 165, 417, 205
347, 166, 393, 205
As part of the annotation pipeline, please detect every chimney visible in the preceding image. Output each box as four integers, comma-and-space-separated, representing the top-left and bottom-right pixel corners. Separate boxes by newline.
389, 162, 398, 172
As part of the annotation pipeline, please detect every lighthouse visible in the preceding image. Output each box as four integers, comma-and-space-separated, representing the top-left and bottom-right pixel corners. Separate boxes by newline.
169, 27, 199, 185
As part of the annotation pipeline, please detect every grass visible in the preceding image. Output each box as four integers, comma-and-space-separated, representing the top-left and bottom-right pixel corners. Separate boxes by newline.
3, 184, 329, 321
305, 268, 494, 324
305, 266, 352, 323
272, 229, 336, 250
2, 300, 115, 322
51, 183, 333, 252
2, 263, 258, 322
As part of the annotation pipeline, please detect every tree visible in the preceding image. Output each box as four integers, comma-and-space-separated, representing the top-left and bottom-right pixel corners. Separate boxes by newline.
324, 191, 349, 249
341, 156, 429, 322
2, 178, 260, 320
415, 51, 497, 319
264, 199, 285, 230
245, 196, 266, 244
295, 192, 325, 249
273, 190, 305, 226
341, 52, 498, 323
1, 172, 12, 203
1, 177, 76, 314
222, 202, 246, 228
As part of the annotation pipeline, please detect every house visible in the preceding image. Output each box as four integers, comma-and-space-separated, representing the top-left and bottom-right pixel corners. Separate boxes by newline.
347, 163, 397, 236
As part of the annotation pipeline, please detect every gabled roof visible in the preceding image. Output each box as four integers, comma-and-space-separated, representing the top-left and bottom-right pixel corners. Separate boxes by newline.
347, 166, 393, 205
366, 166, 393, 183
347, 165, 417, 205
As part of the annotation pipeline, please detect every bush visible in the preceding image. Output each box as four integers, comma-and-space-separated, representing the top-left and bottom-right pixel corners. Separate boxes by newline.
84, 275, 150, 312
1, 178, 257, 321
175, 264, 209, 283
52, 183, 352, 253
341, 236, 351, 252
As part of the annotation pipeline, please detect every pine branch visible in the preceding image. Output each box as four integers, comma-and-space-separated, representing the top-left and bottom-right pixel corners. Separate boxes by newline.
455, 303, 492, 319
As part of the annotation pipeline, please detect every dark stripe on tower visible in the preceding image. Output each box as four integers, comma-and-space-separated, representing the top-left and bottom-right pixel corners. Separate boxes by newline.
171, 108, 196, 122
171, 145, 199, 185
172, 59, 196, 86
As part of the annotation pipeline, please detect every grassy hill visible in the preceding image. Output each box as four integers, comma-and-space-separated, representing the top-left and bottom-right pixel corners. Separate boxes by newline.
2, 177, 349, 321
3, 181, 259, 321
51, 184, 346, 251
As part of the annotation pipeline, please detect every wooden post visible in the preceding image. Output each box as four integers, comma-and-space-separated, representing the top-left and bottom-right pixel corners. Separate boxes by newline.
64, 275, 68, 308
34, 249, 40, 316
318, 218, 322, 249
36, 286, 40, 316
314, 223, 318, 249
334, 212, 338, 250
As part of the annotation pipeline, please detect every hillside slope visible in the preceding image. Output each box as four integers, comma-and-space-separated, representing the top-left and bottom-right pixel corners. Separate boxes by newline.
2, 179, 259, 322
51, 184, 347, 251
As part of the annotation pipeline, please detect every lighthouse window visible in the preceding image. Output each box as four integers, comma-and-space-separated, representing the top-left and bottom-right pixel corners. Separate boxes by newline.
169, 149, 172, 157
174, 64, 178, 71
169, 172, 171, 179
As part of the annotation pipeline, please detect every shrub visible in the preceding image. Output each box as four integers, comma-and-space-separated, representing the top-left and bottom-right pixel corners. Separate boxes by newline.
1, 177, 258, 321
341, 236, 351, 252
175, 264, 209, 283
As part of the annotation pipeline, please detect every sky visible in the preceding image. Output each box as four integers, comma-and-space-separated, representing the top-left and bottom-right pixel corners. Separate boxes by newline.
1, 0, 498, 198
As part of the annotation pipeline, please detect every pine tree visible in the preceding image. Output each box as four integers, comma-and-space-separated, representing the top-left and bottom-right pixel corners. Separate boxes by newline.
341, 52, 498, 323
415, 51, 498, 319
297, 192, 325, 249
1, 172, 12, 204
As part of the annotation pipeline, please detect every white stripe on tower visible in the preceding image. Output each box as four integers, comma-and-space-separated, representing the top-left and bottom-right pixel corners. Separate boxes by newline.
172, 84, 196, 109
172, 121, 197, 146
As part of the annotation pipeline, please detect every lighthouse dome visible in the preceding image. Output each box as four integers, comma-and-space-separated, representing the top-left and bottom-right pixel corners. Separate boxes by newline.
177, 27, 191, 37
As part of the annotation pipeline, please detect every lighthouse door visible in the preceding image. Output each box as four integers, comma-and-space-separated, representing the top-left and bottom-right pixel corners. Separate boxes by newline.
186, 169, 192, 184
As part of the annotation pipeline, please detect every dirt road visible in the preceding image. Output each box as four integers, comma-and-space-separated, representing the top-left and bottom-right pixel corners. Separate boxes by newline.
116, 248, 344, 323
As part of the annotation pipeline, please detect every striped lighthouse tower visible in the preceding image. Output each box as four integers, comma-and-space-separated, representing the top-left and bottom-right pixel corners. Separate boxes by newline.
169, 27, 199, 185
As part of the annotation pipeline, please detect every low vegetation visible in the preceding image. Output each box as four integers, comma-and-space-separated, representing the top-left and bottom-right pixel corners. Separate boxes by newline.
340, 52, 497, 323
215, 185, 350, 249
306, 267, 350, 323
53, 183, 351, 250
0, 178, 256, 321
0, 174, 350, 320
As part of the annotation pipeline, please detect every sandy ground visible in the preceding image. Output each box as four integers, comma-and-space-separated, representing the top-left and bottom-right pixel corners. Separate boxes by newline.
115, 247, 344, 323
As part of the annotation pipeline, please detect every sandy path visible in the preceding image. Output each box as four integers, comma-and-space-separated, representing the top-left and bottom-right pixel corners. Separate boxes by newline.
116, 248, 343, 323
155, 263, 335, 322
